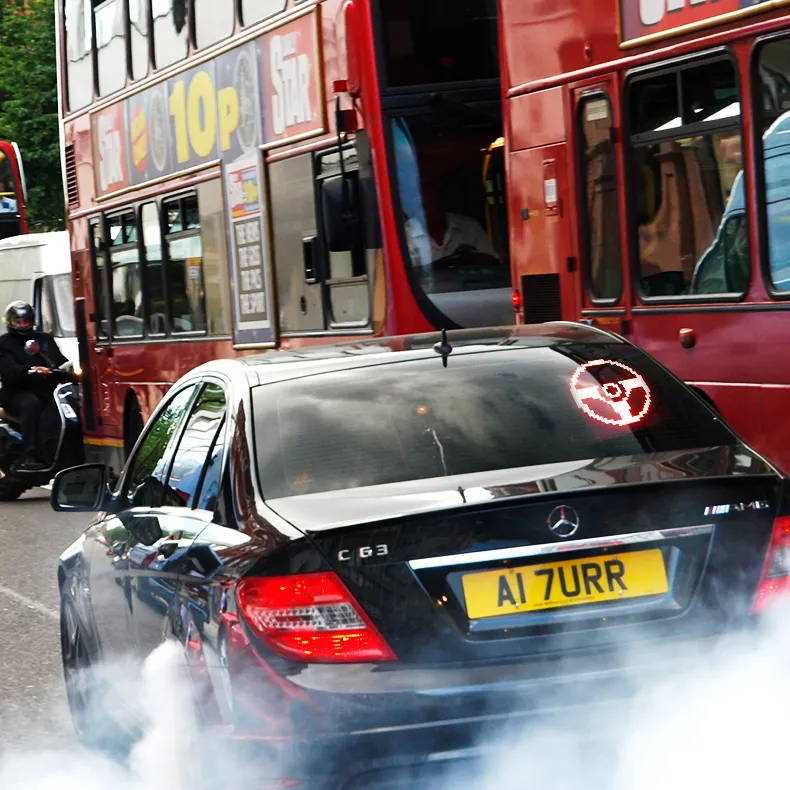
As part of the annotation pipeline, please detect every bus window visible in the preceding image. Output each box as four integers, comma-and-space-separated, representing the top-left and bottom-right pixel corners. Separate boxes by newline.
95, 0, 127, 97
193, 0, 234, 50
129, 0, 150, 81
108, 212, 144, 338
578, 93, 622, 302
64, 0, 94, 111
141, 202, 167, 335
756, 38, 790, 293
628, 58, 745, 298
378, 0, 499, 87
241, 0, 286, 26
389, 108, 512, 327
164, 194, 207, 334
196, 180, 232, 336
152, 0, 188, 70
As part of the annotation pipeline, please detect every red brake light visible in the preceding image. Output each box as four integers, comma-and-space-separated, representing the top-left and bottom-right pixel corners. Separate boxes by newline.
753, 516, 790, 614
236, 572, 397, 663
511, 289, 522, 310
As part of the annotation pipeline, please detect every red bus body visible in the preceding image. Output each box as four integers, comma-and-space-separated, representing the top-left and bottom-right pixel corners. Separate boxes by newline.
56, 1, 510, 470
501, 0, 790, 475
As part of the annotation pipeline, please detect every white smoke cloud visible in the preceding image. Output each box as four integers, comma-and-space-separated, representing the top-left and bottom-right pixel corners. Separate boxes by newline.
4, 605, 790, 790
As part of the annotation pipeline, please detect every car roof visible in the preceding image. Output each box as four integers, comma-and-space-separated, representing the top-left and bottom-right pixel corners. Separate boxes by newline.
184, 322, 624, 389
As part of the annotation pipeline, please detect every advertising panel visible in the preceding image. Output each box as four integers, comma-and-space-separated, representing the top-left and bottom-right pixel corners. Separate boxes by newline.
89, 7, 325, 346
620, 0, 787, 46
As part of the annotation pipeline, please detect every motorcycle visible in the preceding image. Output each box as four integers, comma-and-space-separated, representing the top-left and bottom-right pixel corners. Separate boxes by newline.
0, 338, 84, 500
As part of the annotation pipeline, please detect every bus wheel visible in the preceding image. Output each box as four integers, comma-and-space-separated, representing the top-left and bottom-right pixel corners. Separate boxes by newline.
124, 397, 144, 460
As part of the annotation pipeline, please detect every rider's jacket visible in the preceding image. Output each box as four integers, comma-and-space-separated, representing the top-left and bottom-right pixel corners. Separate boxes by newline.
0, 331, 67, 396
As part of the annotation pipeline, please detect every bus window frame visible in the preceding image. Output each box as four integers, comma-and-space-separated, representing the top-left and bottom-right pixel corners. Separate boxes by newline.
106, 207, 145, 340
162, 189, 209, 338
623, 47, 750, 306
576, 88, 623, 306
750, 32, 790, 303
239, 0, 287, 28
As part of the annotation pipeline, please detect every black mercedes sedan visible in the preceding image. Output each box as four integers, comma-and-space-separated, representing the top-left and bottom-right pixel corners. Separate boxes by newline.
53, 323, 790, 787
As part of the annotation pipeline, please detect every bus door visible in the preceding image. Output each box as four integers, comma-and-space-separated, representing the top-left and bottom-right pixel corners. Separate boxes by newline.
88, 220, 120, 439
574, 84, 629, 335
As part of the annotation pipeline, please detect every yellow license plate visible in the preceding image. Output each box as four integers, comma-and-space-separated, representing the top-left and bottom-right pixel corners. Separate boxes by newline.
461, 549, 668, 619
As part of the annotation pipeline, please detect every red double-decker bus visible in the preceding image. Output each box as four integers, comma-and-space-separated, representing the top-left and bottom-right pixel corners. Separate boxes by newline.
56, 0, 510, 469
0, 141, 29, 238
500, 0, 790, 474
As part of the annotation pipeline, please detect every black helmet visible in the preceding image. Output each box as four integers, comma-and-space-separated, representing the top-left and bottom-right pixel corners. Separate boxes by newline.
4, 301, 34, 337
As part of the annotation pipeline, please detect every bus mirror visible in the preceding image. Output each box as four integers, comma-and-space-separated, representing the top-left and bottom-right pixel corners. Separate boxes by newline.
322, 175, 360, 252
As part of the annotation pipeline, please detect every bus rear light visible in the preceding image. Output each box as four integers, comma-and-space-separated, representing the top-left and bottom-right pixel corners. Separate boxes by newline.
237, 573, 397, 663
511, 289, 522, 310
753, 516, 790, 614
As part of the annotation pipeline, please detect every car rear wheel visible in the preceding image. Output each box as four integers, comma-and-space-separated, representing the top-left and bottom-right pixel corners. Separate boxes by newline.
60, 591, 130, 756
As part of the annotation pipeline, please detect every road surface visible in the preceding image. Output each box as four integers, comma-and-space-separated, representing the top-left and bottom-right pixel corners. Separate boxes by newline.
0, 488, 86, 748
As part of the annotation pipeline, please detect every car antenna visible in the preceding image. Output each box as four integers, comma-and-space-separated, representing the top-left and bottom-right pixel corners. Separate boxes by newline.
433, 328, 453, 368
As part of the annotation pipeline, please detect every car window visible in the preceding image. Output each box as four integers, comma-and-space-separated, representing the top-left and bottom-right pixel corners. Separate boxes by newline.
253, 342, 737, 499
123, 384, 198, 507
166, 383, 226, 509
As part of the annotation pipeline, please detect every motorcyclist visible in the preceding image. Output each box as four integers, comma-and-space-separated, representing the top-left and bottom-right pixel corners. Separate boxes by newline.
0, 301, 68, 471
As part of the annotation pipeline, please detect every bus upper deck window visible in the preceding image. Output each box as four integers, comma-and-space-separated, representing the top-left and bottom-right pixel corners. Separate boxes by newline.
65, 0, 94, 111
129, 0, 150, 81
241, 0, 286, 26
193, 0, 234, 50
152, 0, 188, 70
95, 0, 127, 97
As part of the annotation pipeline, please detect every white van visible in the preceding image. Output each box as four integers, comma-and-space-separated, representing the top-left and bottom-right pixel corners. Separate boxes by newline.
0, 231, 77, 364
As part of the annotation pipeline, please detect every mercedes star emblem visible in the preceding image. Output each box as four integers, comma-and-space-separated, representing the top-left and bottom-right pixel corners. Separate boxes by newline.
547, 505, 580, 538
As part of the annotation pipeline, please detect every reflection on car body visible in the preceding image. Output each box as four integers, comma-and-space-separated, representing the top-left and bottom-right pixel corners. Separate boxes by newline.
54, 323, 790, 786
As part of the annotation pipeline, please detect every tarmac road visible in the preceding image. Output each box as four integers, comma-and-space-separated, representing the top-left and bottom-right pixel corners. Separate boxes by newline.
0, 487, 87, 748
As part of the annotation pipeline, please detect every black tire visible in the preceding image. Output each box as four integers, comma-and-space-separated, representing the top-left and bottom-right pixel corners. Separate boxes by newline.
124, 397, 144, 460
60, 590, 131, 757
0, 480, 26, 501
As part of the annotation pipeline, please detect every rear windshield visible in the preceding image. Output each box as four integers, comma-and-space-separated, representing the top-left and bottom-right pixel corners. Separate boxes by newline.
252, 342, 736, 499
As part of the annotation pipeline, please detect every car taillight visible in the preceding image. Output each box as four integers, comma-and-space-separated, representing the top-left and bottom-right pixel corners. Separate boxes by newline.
511, 289, 522, 310
236, 572, 397, 663
753, 516, 790, 614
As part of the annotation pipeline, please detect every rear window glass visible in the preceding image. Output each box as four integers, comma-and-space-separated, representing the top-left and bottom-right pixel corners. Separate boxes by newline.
252, 343, 735, 499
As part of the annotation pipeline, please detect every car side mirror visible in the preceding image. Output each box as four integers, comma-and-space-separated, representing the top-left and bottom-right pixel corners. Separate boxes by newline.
51, 463, 110, 512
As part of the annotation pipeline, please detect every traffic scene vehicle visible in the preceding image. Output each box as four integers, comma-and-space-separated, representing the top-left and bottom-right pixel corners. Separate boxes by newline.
53, 323, 790, 786
0, 232, 80, 365
0, 337, 82, 501
0, 140, 29, 239
500, 0, 790, 477
56, 0, 510, 472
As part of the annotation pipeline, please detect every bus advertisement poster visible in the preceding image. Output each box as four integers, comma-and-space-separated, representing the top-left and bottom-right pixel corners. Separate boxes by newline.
620, 0, 783, 45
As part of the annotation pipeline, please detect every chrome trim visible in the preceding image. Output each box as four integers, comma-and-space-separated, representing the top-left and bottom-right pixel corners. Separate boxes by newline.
407, 524, 715, 570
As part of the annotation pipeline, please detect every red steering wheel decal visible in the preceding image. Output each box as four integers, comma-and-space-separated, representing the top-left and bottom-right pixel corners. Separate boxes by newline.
570, 360, 652, 427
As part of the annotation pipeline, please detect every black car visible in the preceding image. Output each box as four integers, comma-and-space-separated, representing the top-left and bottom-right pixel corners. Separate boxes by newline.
54, 323, 790, 787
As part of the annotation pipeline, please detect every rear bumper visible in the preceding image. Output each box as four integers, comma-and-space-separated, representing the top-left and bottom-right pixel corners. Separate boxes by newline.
218, 631, 734, 788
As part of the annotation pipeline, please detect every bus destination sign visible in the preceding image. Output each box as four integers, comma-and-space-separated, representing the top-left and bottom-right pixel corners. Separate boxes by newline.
90, 7, 326, 346
620, 0, 784, 45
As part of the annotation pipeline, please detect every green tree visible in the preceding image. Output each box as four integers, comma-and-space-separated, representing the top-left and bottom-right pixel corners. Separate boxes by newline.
0, 0, 64, 230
